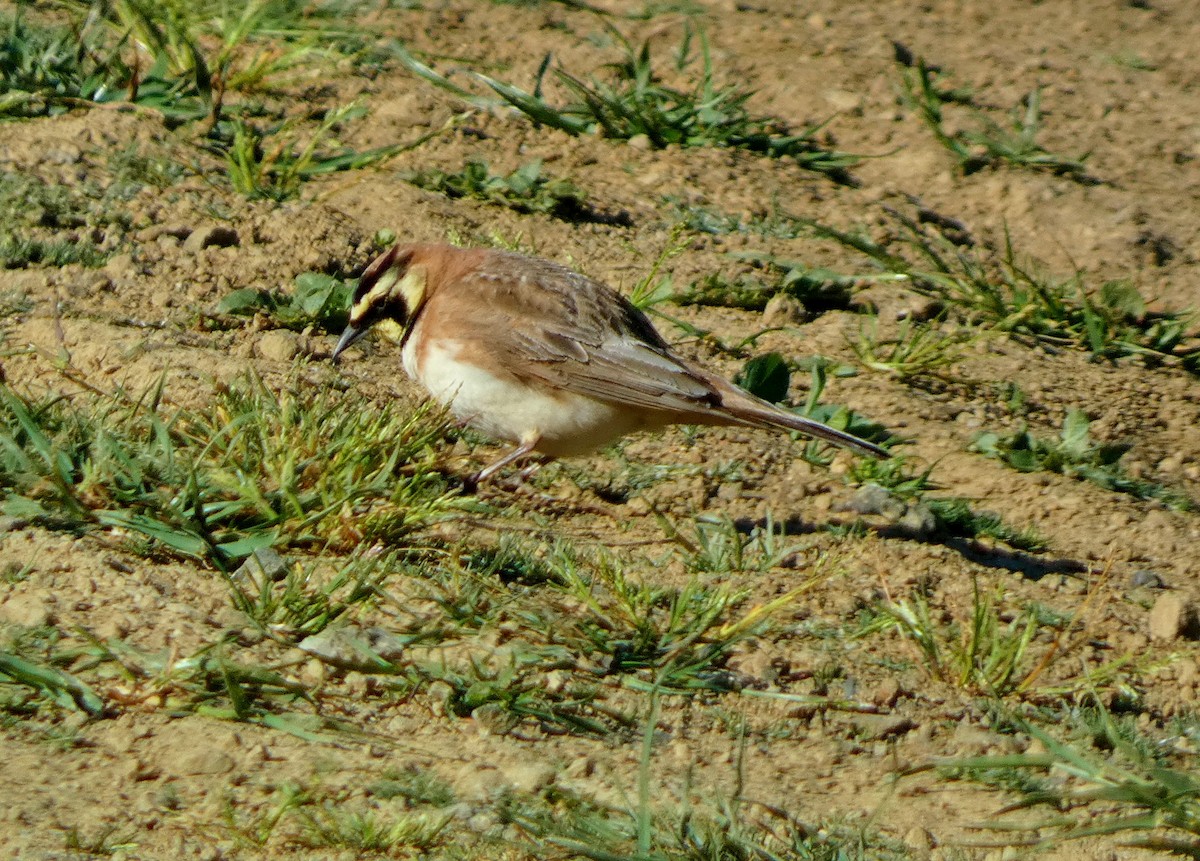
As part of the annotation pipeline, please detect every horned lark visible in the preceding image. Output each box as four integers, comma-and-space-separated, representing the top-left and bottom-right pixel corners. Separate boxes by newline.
333, 243, 888, 487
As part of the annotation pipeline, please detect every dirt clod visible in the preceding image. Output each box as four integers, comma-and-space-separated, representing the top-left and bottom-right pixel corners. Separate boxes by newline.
0, 592, 53, 628
183, 224, 240, 253
1149, 592, 1200, 642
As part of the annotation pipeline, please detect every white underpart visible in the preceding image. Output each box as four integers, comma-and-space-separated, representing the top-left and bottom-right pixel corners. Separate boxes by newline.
404, 339, 650, 457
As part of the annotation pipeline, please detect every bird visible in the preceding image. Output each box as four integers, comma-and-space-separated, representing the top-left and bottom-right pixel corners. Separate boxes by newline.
332, 243, 888, 489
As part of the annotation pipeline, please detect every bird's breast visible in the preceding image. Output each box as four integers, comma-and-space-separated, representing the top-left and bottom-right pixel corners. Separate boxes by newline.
403, 338, 653, 455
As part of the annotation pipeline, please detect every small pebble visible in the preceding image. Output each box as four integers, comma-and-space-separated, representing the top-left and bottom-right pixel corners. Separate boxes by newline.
898, 502, 938, 538
232, 547, 289, 587
840, 483, 906, 518
762, 294, 808, 326
1130, 569, 1165, 589
625, 497, 652, 515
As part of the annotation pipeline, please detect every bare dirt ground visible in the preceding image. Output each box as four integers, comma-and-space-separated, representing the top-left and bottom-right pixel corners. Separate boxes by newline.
2, 0, 1199, 858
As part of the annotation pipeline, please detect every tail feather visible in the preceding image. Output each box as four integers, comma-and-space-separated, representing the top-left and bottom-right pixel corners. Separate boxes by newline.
719, 389, 889, 459
753, 407, 889, 458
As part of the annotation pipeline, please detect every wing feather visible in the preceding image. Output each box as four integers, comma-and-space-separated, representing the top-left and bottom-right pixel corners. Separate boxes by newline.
447, 251, 725, 417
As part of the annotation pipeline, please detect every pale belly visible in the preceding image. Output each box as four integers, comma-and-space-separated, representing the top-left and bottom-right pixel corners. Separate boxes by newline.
403, 339, 652, 456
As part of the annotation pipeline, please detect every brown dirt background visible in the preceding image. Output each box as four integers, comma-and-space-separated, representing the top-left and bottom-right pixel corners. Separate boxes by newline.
2, 0, 1199, 858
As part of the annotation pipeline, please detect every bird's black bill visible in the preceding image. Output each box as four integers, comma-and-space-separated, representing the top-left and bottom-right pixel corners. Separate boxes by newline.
332, 324, 366, 360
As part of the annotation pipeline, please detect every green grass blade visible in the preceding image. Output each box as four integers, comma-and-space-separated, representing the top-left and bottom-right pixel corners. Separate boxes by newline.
0, 650, 104, 715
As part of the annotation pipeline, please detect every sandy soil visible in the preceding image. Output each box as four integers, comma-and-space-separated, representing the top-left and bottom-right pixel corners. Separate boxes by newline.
1, 0, 1199, 858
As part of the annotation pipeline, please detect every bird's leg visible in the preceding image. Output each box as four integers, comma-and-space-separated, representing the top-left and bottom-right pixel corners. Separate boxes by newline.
488, 455, 556, 493
464, 436, 541, 492
515, 459, 549, 482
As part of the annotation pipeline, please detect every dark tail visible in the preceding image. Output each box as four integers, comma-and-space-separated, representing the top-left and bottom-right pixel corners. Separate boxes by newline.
725, 395, 890, 459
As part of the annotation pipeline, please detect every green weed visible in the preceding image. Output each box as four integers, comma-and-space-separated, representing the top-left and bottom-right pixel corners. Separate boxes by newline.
0, 143, 189, 269
0, 289, 32, 326
734, 352, 790, 402
222, 783, 310, 849
508, 780, 912, 861
560, 453, 743, 504
922, 497, 1048, 552
664, 196, 808, 239
419, 650, 617, 737
0, 12, 129, 118
381, 535, 818, 710
107, 144, 190, 190
616, 223, 687, 313
218, 271, 353, 334
162, 643, 313, 723
870, 575, 1140, 701
666, 200, 747, 236
297, 806, 450, 852
681, 251, 903, 313
223, 781, 451, 853
306, 545, 624, 736
397, 24, 861, 181
811, 208, 1200, 374
1109, 50, 1158, 72
678, 271, 782, 312
847, 456, 1048, 551
664, 513, 807, 575
0, 639, 104, 717
62, 824, 138, 856
367, 767, 456, 807
49, 0, 378, 125
227, 549, 397, 636
897, 48, 1092, 180
551, 545, 805, 693
0, 237, 109, 269
74, 632, 349, 736
852, 317, 977, 381
0, 3, 211, 123
973, 409, 1194, 510
225, 766, 912, 859
311, 553, 614, 737
217, 101, 410, 201
873, 580, 1048, 696
940, 707, 1200, 855
791, 357, 897, 459
403, 158, 592, 219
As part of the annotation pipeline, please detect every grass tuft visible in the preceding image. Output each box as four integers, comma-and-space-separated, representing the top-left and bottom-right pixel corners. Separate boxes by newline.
509, 781, 912, 861
297, 806, 450, 852
0, 643, 104, 717
215, 101, 413, 201
0, 12, 129, 119
851, 317, 977, 381
680, 250, 909, 313
849, 456, 1049, 551
939, 707, 1200, 855
869, 573, 1137, 699
0, 171, 139, 270
896, 46, 1094, 181
38, 0, 382, 124
397, 23, 862, 181
0, 374, 458, 567
811, 207, 1200, 375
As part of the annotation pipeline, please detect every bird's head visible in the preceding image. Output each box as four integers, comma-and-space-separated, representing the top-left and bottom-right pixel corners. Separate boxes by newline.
332, 244, 430, 359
